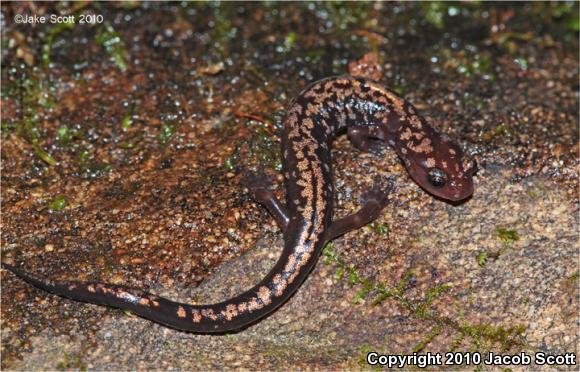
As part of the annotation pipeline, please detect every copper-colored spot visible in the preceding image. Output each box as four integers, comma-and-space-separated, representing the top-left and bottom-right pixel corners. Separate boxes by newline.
257, 286, 272, 306
410, 115, 422, 129
411, 138, 433, 154
238, 302, 248, 312
201, 308, 218, 321
300, 189, 311, 198
177, 306, 186, 318
274, 277, 288, 297
117, 291, 128, 299
248, 298, 261, 311
284, 254, 297, 272
296, 160, 309, 171
222, 304, 239, 321
400, 127, 413, 141
192, 309, 202, 323
139, 298, 150, 306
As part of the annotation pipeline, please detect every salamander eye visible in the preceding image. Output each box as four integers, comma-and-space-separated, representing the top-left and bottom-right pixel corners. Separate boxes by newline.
427, 168, 447, 188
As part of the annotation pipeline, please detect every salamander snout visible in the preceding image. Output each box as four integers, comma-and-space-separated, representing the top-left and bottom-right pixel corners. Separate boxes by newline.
441, 156, 477, 201
406, 152, 476, 202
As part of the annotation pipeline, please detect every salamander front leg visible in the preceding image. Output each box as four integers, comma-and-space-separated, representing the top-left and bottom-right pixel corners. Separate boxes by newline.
348, 126, 385, 153
325, 180, 393, 241
242, 170, 290, 232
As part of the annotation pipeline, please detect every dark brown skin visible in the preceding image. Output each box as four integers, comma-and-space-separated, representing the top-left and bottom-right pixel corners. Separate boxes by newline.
2, 76, 476, 333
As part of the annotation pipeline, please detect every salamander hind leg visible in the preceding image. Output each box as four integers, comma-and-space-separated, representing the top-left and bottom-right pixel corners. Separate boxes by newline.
325, 179, 393, 241
241, 168, 289, 232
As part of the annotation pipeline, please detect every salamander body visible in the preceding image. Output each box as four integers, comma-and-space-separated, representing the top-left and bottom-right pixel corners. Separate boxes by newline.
2, 76, 476, 333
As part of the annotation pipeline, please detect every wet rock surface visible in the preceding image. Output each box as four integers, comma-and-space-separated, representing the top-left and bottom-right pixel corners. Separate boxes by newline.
1, 2, 578, 370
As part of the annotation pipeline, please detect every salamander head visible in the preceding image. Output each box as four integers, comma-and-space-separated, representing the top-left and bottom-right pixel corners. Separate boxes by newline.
404, 136, 476, 202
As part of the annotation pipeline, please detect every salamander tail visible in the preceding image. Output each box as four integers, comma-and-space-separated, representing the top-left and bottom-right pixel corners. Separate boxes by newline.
1, 262, 280, 333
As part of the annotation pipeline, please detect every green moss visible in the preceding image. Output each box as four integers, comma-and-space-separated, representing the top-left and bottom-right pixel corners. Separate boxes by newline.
476, 250, 501, 267
79, 149, 90, 163
514, 57, 529, 71
77, 148, 113, 179
416, 284, 451, 316
13, 69, 58, 165
55, 125, 82, 147
459, 323, 526, 352
323, 244, 446, 312
494, 124, 515, 137
412, 325, 441, 353
49, 194, 67, 211
372, 222, 389, 236
96, 23, 127, 71
157, 124, 175, 144
448, 333, 466, 352
421, 2, 448, 29
475, 227, 518, 267
277, 31, 298, 53
482, 123, 517, 142
567, 16, 580, 32
210, 4, 236, 53
223, 156, 235, 172
353, 283, 374, 304
121, 112, 133, 131
476, 252, 488, 267
523, 297, 529, 305
490, 31, 534, 55
323, 243, 527, 354
527, 190, 539, 199
457, 53, 495, 80
391, 84, 406, 96
357, 345, 382, 371
118, 1, 141, 10
496, 227, 520, 245
530, 2, 580, 33
248, 126, 281, 171
34, 146, 57, 165
437, 46, 496, 82
56, 125, 72, 144
322, 242, 338, 264
313, 1, 372, 32
42, 21, 76, 67
56, 351, 86, 371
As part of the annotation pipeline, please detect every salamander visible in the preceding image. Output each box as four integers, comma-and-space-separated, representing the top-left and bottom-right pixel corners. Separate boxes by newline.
2, 76, 476, 333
